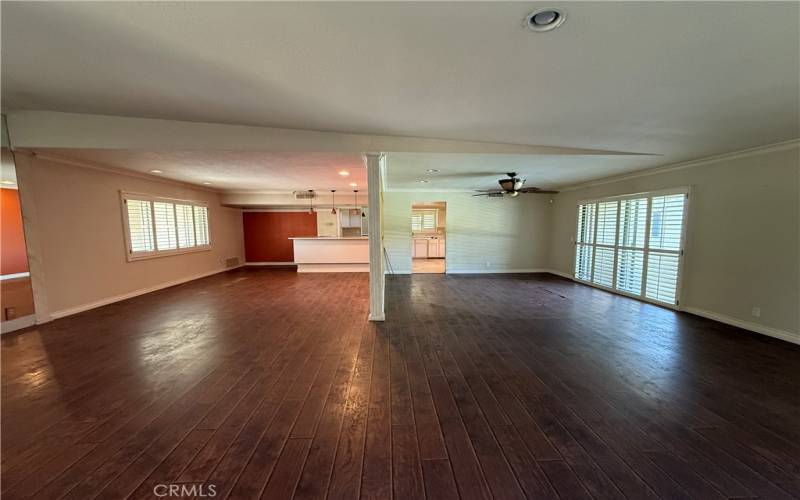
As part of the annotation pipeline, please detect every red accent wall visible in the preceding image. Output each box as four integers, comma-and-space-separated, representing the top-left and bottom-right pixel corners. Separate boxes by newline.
243, 211, 318, 263
1, 188, 29, 275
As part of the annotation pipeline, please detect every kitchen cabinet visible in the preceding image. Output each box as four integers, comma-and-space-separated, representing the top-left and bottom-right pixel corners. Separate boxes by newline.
412, 238, 445, 259
428, 239, 445, 258
413, 239, 429, 258
339, 209, 362, 228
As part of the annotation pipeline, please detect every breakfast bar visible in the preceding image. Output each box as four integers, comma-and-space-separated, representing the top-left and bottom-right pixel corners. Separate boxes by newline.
289, 236, 369, 272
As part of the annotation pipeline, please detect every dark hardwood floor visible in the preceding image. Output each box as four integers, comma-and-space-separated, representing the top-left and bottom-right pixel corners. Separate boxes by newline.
2, 268, 799, 499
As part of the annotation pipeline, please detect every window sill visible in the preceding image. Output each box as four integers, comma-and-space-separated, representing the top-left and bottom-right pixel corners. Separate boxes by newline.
127, 245, 211, 262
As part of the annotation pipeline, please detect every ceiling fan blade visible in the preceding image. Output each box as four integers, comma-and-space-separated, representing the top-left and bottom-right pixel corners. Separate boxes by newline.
518, 187, 560, 194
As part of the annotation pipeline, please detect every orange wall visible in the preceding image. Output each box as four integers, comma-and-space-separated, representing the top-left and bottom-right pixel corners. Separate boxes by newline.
243, 211, 318, 262
1, 188, 29, 275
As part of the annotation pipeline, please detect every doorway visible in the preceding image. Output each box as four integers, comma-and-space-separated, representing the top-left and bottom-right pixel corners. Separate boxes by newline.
1, 146, 36, 333
411, 201, 446, 274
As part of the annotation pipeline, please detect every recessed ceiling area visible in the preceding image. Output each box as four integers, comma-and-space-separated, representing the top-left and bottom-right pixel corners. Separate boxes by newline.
35, 150, 367, 192
2, 1, 798, 177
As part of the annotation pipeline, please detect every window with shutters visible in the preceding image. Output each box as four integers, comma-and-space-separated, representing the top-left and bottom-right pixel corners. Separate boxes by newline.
411, 209, 438, 233
121, 192, 211, 261
573, 188, 689, 307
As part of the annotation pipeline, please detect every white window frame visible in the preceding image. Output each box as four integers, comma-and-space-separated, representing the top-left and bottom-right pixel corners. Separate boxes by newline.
573, 187, 691, 309
120, 191, 211, 262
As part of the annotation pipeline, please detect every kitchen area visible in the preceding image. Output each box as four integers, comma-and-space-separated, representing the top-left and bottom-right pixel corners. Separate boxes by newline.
290, 192, 370, 272
411, 201, 446, 274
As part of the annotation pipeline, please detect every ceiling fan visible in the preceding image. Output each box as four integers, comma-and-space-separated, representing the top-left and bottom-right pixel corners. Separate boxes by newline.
472, 172, 559, 197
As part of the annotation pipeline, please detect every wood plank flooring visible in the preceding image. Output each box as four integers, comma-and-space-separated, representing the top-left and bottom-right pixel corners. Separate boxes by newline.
2, 268, 799, 499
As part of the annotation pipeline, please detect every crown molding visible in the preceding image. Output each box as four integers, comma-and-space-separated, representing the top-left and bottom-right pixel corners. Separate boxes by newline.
558, 138, 800, 192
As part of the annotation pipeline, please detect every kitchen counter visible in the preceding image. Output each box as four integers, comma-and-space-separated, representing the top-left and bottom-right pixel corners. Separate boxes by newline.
290, 237, 369, 272
289, 236, 368, 240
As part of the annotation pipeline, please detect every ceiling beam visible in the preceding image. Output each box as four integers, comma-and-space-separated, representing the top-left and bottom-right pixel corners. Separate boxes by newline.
6, 111, 649, 156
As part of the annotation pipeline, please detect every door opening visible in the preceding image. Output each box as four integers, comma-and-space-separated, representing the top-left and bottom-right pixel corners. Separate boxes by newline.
411, 201, 446, 274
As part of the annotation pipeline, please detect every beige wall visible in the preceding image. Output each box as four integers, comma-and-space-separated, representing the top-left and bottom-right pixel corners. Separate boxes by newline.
15, 154, 244, 320
385, 191, 552, 273
549, 144, 800, 340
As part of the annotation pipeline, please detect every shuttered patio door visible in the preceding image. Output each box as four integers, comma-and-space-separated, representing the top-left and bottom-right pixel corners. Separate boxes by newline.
573, 188, 689, 308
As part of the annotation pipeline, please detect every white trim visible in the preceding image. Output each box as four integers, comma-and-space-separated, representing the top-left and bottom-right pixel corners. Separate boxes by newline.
366, 153, 385, 322
683, 307, 800, 346
0, 272, 30, 280
576, 186, 690, 206
445, 268, 552, 274
543, 268, 573, 279
47, 265, 242, 321
245, 261, 297, 266
560, 139, 800, 191
0, 314, 36, 334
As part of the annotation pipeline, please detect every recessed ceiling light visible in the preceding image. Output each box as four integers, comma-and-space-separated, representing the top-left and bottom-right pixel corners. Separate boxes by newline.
426, 169, 440, 173
418, 179, 430, 184
202, 182, 212, 185
349, 182, 358, 187
149, 169, 163, 174
338, 170, 350, 176
1, 180, 15, 185
524, 8, 566, 32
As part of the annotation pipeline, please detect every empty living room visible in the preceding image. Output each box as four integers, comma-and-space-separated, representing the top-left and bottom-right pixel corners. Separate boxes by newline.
1, 2, 799, 499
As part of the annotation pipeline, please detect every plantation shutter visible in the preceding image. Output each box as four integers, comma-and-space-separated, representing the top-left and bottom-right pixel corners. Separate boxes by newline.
422, 211, 436, 230
574, 203, 595, 281
411, 213, 422, 231
154, 201, 178, 250
615, 197, 648, 295
573, 188, 688, 308
175, 204, 196, 248
645, 194, 687, 304
194, 206, 210, 246
125, 199, 155, 254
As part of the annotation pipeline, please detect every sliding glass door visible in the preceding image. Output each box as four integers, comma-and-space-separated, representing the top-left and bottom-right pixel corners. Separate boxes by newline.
573, 188, 689, 307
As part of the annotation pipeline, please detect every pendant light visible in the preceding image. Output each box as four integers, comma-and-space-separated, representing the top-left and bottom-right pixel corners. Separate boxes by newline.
353, 190, 358, 217
330, 190, 337, 215
308, 190, 314, 214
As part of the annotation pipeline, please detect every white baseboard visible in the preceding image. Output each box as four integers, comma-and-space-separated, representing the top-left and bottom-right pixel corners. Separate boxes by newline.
542, 268, 574, 279
683, 307, 800, 346
445, 268, 552, 274
245, 262, 297, 266
0, 314, 37, 334
47, 265, 243, 321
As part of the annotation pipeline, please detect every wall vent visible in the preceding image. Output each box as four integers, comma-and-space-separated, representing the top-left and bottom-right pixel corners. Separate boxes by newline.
225, 257, 240, 268
293, 191, 316, 200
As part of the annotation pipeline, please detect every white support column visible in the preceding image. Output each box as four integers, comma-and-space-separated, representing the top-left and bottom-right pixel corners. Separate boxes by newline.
365, 153, 385, 321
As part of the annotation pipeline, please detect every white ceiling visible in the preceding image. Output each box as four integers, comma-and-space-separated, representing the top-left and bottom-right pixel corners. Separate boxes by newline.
40, 150, 367, 192
2, 2, 798, 190
387, 153, 660, 190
